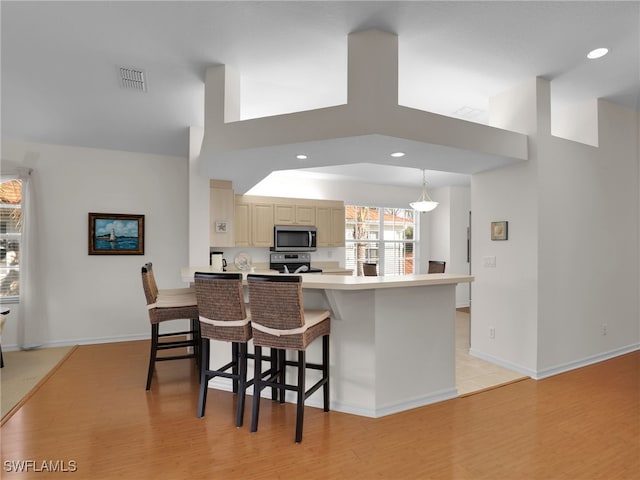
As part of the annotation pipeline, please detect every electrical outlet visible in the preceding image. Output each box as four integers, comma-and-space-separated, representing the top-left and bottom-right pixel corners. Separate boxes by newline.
489, 326, 496, 339
601, 324, 608, 336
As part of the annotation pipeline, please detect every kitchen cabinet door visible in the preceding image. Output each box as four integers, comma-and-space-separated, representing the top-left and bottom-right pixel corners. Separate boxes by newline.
317, 206, 345, 247
274, 204, 295, 224
252, 203, 274, 247
330, 206, 346, 246
295, 205, 316, 225
316, 207, 331, 246
275, 204, 316, 225
234, 202, 251, 246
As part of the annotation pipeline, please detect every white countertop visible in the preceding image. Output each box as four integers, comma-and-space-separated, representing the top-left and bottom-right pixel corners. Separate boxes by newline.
181, 266, 473, 291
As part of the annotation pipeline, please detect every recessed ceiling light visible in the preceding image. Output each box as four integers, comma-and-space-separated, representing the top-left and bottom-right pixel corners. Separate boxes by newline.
390, 152, 405, 158
587, 48, 609, 60
296, 154, 308, 160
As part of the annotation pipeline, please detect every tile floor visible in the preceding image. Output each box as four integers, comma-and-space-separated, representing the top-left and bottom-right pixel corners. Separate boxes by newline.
455, 310, 526, 396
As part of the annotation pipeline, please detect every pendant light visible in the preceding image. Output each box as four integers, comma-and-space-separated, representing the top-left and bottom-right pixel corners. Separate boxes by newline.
410, 169, 438, 212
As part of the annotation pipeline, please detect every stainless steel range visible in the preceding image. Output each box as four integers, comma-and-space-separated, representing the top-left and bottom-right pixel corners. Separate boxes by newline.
269, 252, 323, 274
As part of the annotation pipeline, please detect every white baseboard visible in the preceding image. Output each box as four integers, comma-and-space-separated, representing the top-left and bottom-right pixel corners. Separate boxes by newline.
207, 378, 458, 419
468, 348, 536, 378
1, 333, 150, 352
533, 344, 640, 380
470, 344, 640, 380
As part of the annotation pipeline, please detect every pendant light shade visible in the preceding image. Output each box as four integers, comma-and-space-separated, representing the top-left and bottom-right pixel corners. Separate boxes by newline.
410, 169, 438, 212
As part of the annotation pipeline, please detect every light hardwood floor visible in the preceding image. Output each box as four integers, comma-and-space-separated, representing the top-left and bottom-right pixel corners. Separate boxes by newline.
1, 338, 638, 479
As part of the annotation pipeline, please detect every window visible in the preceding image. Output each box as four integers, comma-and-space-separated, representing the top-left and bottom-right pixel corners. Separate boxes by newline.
0, 179, 22, 301
345, 205, 416, 276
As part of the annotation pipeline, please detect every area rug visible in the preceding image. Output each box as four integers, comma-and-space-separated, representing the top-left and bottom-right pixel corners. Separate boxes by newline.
1, 345, 76, 421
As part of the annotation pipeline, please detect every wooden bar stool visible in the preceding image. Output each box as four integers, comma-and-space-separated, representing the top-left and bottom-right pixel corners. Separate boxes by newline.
247, 274, 330, 443
141, 263, 200, 390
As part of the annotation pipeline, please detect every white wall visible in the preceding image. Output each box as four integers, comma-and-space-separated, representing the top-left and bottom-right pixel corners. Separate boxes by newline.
472, 78, 639, 378
1, 139, 190, 349
450, 187, 471, 306
537, 100, 639, 374
428, 186, 471, 307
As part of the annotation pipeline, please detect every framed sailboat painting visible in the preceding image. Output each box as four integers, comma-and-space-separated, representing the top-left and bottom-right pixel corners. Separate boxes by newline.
88, 213, 145, 255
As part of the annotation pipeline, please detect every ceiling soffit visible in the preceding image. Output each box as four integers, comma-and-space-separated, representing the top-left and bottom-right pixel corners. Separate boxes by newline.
200, 29, 528, 193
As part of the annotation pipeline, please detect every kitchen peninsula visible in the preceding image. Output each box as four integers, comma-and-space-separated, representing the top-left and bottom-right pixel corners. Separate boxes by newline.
181, 267, 473, 418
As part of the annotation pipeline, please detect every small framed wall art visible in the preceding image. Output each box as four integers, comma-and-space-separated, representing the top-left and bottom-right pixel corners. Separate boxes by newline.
214, 221, 228, 233
491, 221, 508, 241
89, 212, 145, 255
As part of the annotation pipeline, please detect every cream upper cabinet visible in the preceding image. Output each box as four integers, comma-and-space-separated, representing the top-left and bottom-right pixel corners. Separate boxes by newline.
234, 197, 273, 247
234, 201, 251, 246
275, 204, 316, 225
234, 194, 342, 248
330, 206, 346, 246
316, 207, 331, 246
317, 205, 345, 247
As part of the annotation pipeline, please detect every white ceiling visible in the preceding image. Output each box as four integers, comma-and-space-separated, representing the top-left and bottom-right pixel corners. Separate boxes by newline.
2, 1, 639, 189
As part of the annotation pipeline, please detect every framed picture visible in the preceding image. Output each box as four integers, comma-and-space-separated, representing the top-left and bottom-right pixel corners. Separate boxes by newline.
88, 213, 145, 255
491, 221, 508, 241
215, 221, 228, 233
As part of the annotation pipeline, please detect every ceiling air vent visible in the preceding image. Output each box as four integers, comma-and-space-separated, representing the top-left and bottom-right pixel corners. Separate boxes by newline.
119, 66, 147, 92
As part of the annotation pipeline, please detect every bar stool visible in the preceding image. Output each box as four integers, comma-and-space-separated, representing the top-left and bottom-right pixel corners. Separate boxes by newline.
194, 272, 252, 426
247, 274, 330, 443
141, 263, 200, 390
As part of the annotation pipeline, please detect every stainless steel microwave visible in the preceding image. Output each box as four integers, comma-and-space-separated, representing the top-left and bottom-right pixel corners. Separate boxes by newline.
272, 225, 317, 251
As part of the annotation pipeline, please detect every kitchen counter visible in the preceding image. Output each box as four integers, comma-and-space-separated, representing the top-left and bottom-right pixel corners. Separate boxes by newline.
182, 266, 467, 289
182, 266, 473, 418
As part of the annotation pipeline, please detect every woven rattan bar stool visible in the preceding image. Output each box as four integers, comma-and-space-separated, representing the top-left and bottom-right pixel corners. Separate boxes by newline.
194, 271, 254, 427
141, 263, 200, 390
247, 274, 330, 443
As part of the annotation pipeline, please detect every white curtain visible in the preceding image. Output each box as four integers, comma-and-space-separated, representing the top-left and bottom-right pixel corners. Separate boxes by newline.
16, 167, 46, 348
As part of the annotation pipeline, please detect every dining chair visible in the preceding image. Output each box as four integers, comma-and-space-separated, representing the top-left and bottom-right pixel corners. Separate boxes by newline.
247, 274, 330, 443
141, 263, 200, 390
428, 260, 446, 273
362, 263, 378, 276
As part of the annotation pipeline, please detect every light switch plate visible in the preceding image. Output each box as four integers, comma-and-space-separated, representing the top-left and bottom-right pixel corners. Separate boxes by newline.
483, 256, 496, 268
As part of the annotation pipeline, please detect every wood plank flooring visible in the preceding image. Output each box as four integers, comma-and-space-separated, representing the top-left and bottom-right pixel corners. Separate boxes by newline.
1, 340, 638, 479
